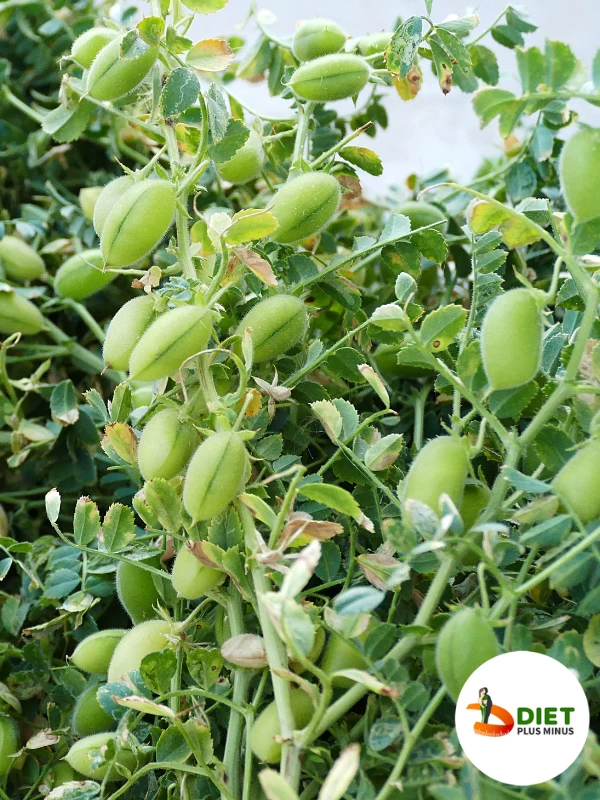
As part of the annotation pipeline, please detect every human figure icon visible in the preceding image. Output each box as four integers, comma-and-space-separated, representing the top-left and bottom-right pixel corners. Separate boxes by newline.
479, 687, 493, 723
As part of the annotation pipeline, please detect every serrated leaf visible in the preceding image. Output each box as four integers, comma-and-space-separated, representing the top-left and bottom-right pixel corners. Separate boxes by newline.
334, 586, 384, 615
205, 82, 229, 142
385, 17, 423, 78
42, 99, 94, 144
488, 381, 538, 419
545, 39, 576, 90
137, 16, 165, 45
103, 423, 138, 464
331, 398, 359, 440
434, 28, 471, 72
419, 305, 466, 352
50, 380, 79, 426
516, 46, 545, 92
395, 272, 418, 302
365, 434, 403, 471
101, 504, 135, 553
358, 364, 389, 407
370, 304, 408, 332
311, 401, 343, 441
470, 44, 499, 85
411, 229, 447, 262
73, 498, 100, 546
224, 209, 279, 245
207, 117, 250, 163
160, 67, 199, 118
472, 88, 517, 128
187, 38, 234, 72
339, 146, 382, 176
144, 479, 181, 532
503, 467, 549, 494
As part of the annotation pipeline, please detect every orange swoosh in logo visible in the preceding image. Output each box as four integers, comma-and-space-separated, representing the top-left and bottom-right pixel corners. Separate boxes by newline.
467, 703, 515, 737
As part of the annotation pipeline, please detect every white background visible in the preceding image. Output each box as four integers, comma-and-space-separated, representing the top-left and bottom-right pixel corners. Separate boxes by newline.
189, 0, 600, 198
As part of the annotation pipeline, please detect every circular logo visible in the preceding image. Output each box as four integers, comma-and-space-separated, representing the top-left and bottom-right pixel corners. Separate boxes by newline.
455, 651, 589, 786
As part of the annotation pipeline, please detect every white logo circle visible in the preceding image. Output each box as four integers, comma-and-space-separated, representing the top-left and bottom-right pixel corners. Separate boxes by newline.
455, 651, 589, 786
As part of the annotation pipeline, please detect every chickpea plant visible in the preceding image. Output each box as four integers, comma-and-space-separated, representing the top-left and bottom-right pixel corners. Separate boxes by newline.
0, 1, 600, 799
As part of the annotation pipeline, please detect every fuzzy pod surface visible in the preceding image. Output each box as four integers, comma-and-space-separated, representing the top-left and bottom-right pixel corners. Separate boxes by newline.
435, 608, 499, 701
0, 291, 45, 335
292, 18, 346, 61
0, 718, 18, 777
559, 126, 600, 224
270, 171, 341, 244
0, 235, 45, 282
87, 34, 158, 101
128, 304, 212, 380
216, 129, 265, 184
107, 620, 174, 683
238, 295, 308, 362
183, 431, 247, 523
289, 53, 370, 101
93, 176, 135, 235
103, 294, 158, 371
72, 685, 117, 737
402, 436, 469, 514
171, 545, 226, 600
138, 408, 197, 481
481, 288, 543, 391
71, 26, 118, 68
71, 629, 126, 674
116, 559, 162, 624
54, 249, 116, 300
65, 732, 138, 781
100, 179, 176, 267
249, 689, 314, 763
551, 439, 600, 523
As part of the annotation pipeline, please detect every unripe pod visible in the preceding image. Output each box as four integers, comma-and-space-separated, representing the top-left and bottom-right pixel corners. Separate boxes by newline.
54, 249, 116, 300
249, 689, 314, 763
107, 620, 174, 683
93, 176, 135, 236
460, 483, 491, 531
100, 180, 176, 266
71, 629, 126, 674
79, 187, 103, 221
128, 305, 212, 381
72, 685, 116, 737
131, 380, 154, 409
238, 295, 308, 363
292, 18, 346, 61
103, 295, 158, 371
358, 32, 392, 57
481, 289, 543, 391
289, 54, 370, 102
0, 717, 18, 777
270, 172, 341, 244
172, 545, 226, 600
49, 762, 77, 788
138, 409, 197, 481
183, 431, 247, 523
0, 235, 45, 282
87, 34, 158, 101
321, 630, 368, 688
0, 291, 45, 335
402, 436, 469, 515
65, 732, 138, 781
559, 126, 600, 224
435, 608, 499, 701
117, 559, 162, 624
374, 343, 433, 379
0, 505, 7, 538
216, 129, 265, 184
290, 626, 326, 674
71, 27, 118, 69
551, 439, 600, 523
395, 200, 448, 233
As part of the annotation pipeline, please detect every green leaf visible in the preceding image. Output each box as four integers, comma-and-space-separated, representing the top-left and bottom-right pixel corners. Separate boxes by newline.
520, 515, 571, 547
109, 383, 132, 423
365, 434, 403, 471
156, 725, 191, 762
50, 380, 79, 426
140, 649, 177, 694
311, 400, 343, 441
187, 38, 234, 72
583, 616, 600, 668
488, 381, 538, 419
331, 398, 359, 440
326, 347, 367, 382
434, 28, 471, 73
472, 88, 516, 128
144, 479, 182, 532
101, 504, 135, 553
545, 40, 576, 90
411, 229, 448, 263
314, 541, 341, 582
339, 146, 383, 176
334, 586, 385, 615
321, 276, 362, 313
550, 552, 593, 591
224, 209, 279, 245
259, 769, 300, 800
506, 7, 537, 33
205, 82, 229, 142
299, 483, 362, 521
207, 118, 250, 163
358, 363, 389, 407
42, 99, 94, 144
385, 17, 423, 79
470, 45, 499, 85
382, 241, 421, 279
137, 15, 165, 45
437, 15, 479, 35
73, 497, 100, 546
160, 67, 199, 118
116, 695, 174, 717
429, 37, 453, 94
516, 46, 545, 92
503, 468, 548, 494
506, 162, 537, 202
395, 272, 418, 302
491, 24, 524, 49
419, 305, 466, 352
181, 0, 228, 11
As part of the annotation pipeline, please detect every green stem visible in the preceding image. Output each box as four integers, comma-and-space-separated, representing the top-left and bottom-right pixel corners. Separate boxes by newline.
43, 319, 121, 380
268, 465, 306, 548
61, 299, 106, 343
223, 589, 251, 799
2, 85, 44, 123
310, 122, 373, 169
291, 101, 315, 171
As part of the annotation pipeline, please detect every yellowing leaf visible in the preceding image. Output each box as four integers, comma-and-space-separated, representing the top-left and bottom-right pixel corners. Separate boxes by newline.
233, 247, 277, 286
224, 209, 279, 245
187, 38, 235, 72
115, 696, 174, 718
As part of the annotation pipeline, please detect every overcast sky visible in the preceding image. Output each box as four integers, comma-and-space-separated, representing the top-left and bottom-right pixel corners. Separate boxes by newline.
189, 1, 600, 197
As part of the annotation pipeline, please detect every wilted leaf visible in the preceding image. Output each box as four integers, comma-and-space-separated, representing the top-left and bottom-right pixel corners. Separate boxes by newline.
187, 38, 234, 72
224, 209, 279, 245
232, 247, 277, 285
